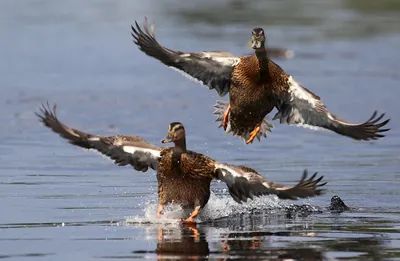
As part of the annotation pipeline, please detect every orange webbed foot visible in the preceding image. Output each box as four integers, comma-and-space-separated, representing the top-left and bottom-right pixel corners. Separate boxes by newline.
181, 206, 200, 224
181, 217, 196, 224
156, 204, 164, 218
246, 124, 261, 144
222, 104, 231, 130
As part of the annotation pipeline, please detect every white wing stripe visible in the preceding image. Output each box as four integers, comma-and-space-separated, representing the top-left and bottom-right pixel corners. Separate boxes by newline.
287, 76, 316, 107
169, 67, 205, 85
211, 56, 241, 66
215, 163, 245, 178
122, 146, 161, 158
178, 53, 241, 67
295, 124, 324, 131
262, 181, 271, 189
197, 52, 241, 67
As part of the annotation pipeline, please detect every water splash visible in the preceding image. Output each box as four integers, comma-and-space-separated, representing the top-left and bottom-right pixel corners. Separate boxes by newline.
199, 193, 292, 221
125, 192, 296, 225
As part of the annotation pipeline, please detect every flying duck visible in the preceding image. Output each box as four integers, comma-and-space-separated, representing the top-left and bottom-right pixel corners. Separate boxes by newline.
131, 18, 390, 144
36, 103, 326, 223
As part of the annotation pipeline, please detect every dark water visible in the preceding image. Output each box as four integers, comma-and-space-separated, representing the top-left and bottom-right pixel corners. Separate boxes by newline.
1, 0, 399, 260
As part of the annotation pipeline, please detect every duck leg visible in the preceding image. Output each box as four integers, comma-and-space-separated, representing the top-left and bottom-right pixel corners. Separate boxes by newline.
181, 205, 201, 224
222, 103, 231, 130
156, 204, 164, 217
246, 121, 262, 144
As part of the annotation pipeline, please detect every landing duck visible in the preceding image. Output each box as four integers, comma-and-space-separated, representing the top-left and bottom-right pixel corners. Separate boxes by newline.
131, 18, 390, 144
36, 103, 326, 223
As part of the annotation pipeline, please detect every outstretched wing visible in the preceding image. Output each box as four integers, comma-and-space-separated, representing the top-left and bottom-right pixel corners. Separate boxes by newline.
273, 75, 390, 140
214, 163, 326, 203
36, 103, 161, 172
131, 18, 240, 97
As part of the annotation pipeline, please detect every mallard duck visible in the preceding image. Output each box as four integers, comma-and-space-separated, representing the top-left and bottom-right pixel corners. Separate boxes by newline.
131, 19, 390, 144
36, 103, 326, 223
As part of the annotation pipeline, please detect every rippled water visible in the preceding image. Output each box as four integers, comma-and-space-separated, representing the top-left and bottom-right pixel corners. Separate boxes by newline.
1, 0, 399, 260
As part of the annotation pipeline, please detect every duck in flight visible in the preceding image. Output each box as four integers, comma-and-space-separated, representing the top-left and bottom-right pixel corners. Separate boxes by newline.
36, 103, 326, 223
131, 18, 390, 144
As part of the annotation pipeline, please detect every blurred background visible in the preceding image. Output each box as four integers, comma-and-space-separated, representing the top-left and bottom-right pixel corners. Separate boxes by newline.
0, 0, 399, 260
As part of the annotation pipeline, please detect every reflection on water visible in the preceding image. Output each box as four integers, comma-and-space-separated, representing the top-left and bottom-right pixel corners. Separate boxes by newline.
123, 197, 398, 260
219, 231, 327, 260
155, 225, 210, 261
1, 212, 396, 260
127, 210, 395, 261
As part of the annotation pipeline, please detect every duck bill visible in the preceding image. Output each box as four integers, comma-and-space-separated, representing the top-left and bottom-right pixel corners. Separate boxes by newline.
161, 136, 174, 143
251, 40, 262, 49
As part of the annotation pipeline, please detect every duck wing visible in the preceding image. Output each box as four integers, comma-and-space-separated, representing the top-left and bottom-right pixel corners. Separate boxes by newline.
214, 163, 326, 203
36, 103, 161, 172
273, 74, 390, 140
131, 18, 241, 97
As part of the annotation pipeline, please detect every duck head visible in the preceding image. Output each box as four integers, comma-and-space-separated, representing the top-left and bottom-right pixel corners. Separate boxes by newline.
251, 28, 266, 49
161, 122, 187, 151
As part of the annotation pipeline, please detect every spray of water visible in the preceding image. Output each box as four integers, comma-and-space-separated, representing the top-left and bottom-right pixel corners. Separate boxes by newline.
125, 192, 297, 224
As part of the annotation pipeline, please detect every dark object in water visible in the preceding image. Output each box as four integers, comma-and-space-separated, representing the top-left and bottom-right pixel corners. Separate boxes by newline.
329, 195, 350, 213
282, 195, 350, 218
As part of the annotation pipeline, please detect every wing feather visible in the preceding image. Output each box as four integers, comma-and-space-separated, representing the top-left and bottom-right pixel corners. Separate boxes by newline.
131, 18, 240, 97
273, 76, 390, 140
36, 102, 161, 172
214, 163, 326, 203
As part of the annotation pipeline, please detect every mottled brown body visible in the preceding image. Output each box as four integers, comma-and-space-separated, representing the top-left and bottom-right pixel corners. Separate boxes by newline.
157, 148, 214, 209
229, 54, 287, 136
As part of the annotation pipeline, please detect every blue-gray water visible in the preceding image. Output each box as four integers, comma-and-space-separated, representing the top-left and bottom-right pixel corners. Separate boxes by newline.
1, 0, 399, 260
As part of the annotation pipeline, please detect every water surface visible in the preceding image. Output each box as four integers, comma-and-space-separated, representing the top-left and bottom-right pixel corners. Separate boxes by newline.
0, 0, 399, 260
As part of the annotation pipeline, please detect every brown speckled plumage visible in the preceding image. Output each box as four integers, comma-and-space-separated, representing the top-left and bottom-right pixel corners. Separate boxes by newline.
229, 54, 286, 137
132, 18, 390, 143
157, 149, 213, 208
36, 103, 326, 223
